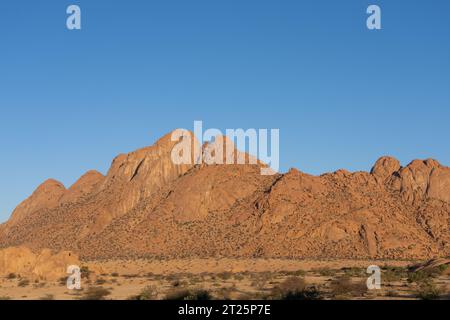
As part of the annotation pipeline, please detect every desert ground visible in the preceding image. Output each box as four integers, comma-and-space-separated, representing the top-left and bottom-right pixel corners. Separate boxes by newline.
0, 258, 448, 300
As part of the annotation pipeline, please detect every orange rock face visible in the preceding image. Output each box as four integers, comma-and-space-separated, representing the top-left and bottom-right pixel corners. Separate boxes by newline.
0, 132, 448, 261
0, 247, 79, 281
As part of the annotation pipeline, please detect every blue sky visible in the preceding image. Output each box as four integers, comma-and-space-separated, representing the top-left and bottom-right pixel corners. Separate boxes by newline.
0, 0, 449, 221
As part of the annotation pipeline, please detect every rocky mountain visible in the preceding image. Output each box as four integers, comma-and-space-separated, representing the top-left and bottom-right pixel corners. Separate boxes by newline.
0, 131, 448, 261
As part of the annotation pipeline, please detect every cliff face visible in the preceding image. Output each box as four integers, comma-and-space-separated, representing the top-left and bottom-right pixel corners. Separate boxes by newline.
0, 132, 448, 261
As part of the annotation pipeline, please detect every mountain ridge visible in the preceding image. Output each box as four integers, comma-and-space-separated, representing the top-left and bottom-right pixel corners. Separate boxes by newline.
0, 131, 448, 261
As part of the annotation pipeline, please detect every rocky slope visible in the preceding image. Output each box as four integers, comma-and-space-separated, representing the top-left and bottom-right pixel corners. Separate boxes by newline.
0, 132, 448, 261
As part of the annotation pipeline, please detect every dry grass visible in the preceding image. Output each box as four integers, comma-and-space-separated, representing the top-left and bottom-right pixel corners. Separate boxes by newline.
330, 275, 367, 298
80, 287, 111, 300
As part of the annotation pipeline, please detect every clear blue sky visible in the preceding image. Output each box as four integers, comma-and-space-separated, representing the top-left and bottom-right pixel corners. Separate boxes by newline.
1, 0, 449, 222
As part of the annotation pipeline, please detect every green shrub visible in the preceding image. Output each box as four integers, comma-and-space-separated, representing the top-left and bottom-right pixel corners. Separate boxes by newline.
407, 269, 441, 284
415, 281, 442, 300
313, 268, 335, 277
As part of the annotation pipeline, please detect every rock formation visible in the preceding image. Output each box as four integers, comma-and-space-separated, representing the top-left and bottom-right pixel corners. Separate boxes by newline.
0, 132, 448, 261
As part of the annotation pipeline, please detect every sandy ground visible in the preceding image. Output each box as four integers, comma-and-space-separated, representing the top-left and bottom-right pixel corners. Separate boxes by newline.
0, 258, 448, 300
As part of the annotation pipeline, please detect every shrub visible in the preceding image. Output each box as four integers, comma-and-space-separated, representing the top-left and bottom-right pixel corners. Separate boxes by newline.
234, 274, 245, 281
383, 267, 408, 283
18, 279, 30, 287
6, 273, 17, 280
291, 270, 307, 277
59, 277, 68, 286
129, 286, 158, 300
330, 276, 367, 297
80, 266, 91, 279
341, 267, 366, 277
415, 281, 442, 300
407, 269, 441, 284
80, 287, 111, 300
313, 268, 335, 277
95, 278, 107, 285
438, 264, 448, 273
217, 272, 233, 281
164, 289, 211, 301
111, 272, 119, 277
270, 277, 321, 300
39, 294, 55, 300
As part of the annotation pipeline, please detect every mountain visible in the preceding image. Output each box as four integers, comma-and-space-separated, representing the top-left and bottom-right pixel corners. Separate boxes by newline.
0, 131, 448, 261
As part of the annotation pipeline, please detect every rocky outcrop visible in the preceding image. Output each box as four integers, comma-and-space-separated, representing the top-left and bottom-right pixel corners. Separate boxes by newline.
0, 247, 79, 281
0, 132, 448, 261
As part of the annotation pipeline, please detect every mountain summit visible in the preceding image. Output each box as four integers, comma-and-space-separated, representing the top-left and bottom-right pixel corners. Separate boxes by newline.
0, 132, 448, 260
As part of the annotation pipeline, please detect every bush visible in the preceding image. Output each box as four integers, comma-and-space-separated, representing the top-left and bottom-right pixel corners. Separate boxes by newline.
6, 273, 17, 280
438, 264, 449, 273
270, 277, 321, 300
39, 294, 55, 300
129, 286, 158, 300
407, 269, 440, 284
80, 287, 111, 300
164, 289, 212, 301
313, 268, 335, 277
341, 267, 366, 277
291, 270, 307, 277
383, 267, 408, 283
18, 279, 30, 287
330, 276, 367, 298
59, 277, 68, 286
80, 266, 91, 279
217, 272, 233, 281
233, 274, 245, 281
415, 281, 442, 300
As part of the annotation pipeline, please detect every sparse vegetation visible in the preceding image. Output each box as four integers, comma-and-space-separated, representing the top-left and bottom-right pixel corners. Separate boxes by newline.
341, 267, 366, 277
6, 273, 17, 280
80, 286, 111, 300
313, 268, 335, 277
269, 276, 322, 300
18, 279, 30, 287
129, 286, 158, 300
164, 288, 212, 301
407, 269, 440, 284
233, 273, 245, 281
415, 281, 442, 300
39, 294, 55, 300
217, 272, 233, 281
330, 275, 367, 298
80, 266, 91, 280
383, 266, 408, 282
59, 277, 68, 286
